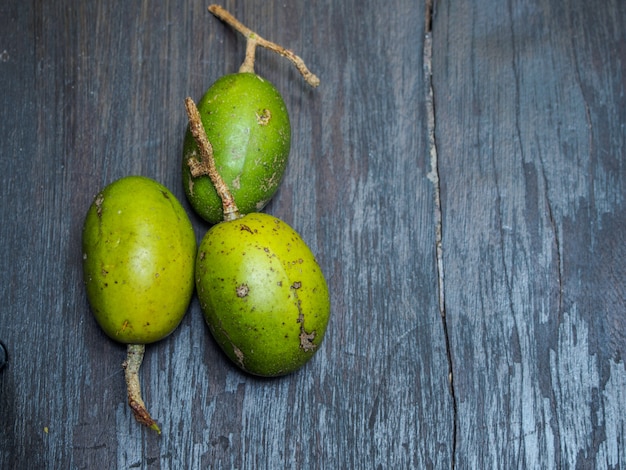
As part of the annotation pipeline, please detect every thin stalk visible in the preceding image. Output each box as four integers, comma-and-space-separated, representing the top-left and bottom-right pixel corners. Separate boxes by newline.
123, 344, 161, 434
208, 4, 320, 87
185, 97, 240, 221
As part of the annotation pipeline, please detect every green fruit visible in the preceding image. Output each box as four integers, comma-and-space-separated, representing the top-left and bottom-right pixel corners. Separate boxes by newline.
182, 73, 291, 224
82, 176, 197, 344
195, 212, 330, 376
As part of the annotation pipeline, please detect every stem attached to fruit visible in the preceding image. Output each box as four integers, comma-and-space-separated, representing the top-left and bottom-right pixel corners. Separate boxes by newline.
185, 97, 240, 221
208, 4, 320, 88
123, 344, 161, 434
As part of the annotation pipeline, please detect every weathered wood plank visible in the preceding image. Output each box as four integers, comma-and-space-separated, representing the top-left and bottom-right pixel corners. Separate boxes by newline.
0, 1, 453, 468
4, 0, 622, 467
433, 0, 626, 467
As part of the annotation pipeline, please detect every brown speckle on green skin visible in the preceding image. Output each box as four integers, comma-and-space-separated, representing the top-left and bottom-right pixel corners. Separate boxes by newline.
291, 281, 318, 353
187, 175, 195, 196
236, 283, 250, 298
233, 345, 245, 369
255, 108, 272, 126
299, 330, 317, 352
95, 193, 104, 218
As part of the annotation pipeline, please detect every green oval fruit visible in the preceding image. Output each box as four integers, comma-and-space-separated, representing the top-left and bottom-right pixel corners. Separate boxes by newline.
195, 212, 330, 376
182, 73, 291, 224
82, 176, 197, 344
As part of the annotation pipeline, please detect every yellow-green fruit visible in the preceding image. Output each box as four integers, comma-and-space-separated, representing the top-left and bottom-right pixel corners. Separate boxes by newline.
182, 73, 291, 224
195, 212, 330, 376
82, 176, 197, 344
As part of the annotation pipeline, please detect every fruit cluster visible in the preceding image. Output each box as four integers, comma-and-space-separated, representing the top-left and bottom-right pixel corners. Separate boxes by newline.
81, 5, 330, 433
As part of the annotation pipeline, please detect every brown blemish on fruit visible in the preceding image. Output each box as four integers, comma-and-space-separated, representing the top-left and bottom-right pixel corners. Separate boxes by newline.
233, 345, 245, 369
95, 193, 104, 218
290, 282, 317, 352
236, 283, 249, 298
187, 174, 195, 196
116, 320, 130, 336
255, 199, 268, 211
240, 224, 253, 234
299, 329, 317, 352
255, 108, 271, 126
231, 174, 241, 190
260, 171, 280, 193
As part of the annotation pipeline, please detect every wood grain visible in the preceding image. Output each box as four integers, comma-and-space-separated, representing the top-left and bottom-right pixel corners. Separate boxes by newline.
0, 0, 623, 468
433, 0, 626, 467
0, 0, 452, 468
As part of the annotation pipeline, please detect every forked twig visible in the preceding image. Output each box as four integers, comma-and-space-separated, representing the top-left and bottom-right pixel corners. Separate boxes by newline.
208, 4, 320, 87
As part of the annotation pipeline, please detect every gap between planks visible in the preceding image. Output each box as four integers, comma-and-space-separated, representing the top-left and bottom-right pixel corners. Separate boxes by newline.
423, 1, 458, 468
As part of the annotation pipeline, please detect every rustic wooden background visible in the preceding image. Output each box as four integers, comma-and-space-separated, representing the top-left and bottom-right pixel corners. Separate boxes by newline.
1, 0, 624, 468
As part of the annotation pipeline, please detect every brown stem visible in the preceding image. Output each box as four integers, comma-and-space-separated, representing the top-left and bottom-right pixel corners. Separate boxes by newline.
241, 39, 258, 74
208, 4, 320, 88
123, 344, 161, 434
184, 97, 240, 221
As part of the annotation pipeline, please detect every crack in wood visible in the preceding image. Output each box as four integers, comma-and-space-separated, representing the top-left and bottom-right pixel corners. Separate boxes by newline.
424, 1, 458, 468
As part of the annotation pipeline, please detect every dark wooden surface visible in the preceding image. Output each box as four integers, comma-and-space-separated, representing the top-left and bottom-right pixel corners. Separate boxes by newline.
0, 0, 624, 468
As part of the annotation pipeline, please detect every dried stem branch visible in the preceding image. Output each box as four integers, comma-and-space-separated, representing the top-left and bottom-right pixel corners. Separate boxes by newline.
208, 4, 320, 88
123, 344, 161, 434
184, 97, 240, 221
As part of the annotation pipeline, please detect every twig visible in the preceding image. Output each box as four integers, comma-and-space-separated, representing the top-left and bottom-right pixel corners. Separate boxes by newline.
123, 344, 161, 434
208, 4, 320, 87
184, 97, 240, 221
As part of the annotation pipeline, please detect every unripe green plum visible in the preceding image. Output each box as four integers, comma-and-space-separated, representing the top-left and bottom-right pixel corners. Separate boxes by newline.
182, 73, 291, 224
195, 212, 330, 376
82, 176, 196, 344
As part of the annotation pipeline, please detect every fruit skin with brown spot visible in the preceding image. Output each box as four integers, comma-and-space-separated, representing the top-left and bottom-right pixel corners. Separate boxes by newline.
195, 212, 330, 377
182, 73, 291, 225
82, 176, 197, 344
